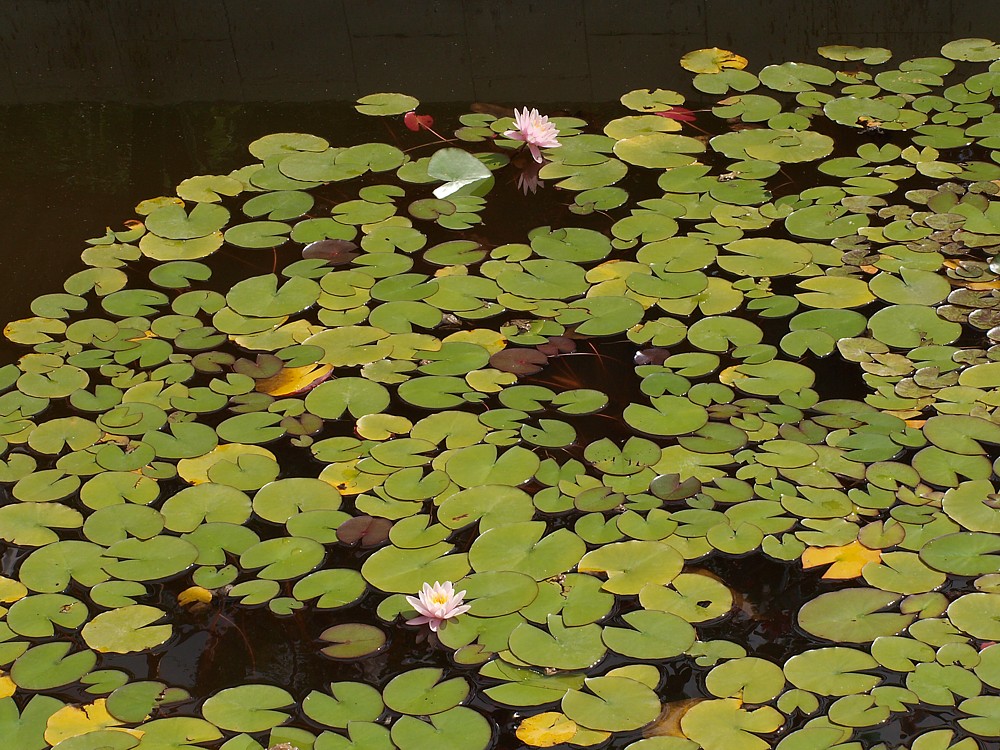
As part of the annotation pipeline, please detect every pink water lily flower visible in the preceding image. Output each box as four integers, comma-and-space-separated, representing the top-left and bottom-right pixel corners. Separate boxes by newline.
504, 107, 561, 163
406, 581, 471, 632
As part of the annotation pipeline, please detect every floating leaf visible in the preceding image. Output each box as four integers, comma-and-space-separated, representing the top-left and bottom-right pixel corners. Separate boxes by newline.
681, 48, 749, 74
356, 92, 420, 116
201, 685, 293, 733
390, 706, 492, 750
319, 623, 386, 659
383, 668, 469, 716
679, 698, 783, 750
81, 605, 171, 654
798, 589, 914, 643
802, 541, 883, 579
428, 148, 492, 199
42, 699, 140, 747
508, 615, 606, 670
516, 712, 577, 747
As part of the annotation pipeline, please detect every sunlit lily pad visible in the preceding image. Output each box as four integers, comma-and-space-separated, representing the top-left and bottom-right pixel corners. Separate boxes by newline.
798, 588, 914, 642
201, 684, 293, 732
80, 605, 171, 654
679, 698, 783, 750
681, 48, 748, 74
391, 706, 492, 750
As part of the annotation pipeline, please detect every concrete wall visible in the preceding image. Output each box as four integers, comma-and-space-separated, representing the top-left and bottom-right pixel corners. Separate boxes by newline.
0, 0, 993, 104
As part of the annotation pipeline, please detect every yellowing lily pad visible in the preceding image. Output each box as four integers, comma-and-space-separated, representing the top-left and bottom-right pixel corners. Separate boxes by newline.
681, 48, 749, 74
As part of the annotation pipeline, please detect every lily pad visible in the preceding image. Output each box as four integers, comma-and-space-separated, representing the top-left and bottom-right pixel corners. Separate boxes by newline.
201, 685, 293, 733
80, 605, 172, 654
798, 588, 914, 643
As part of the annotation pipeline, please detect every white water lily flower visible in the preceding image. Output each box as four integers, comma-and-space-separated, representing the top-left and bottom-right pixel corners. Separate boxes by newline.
504, 107, 561, 163
405, 580, 471, 632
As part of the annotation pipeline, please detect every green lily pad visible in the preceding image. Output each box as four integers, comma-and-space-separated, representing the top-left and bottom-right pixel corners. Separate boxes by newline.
362, 543, 469, 593
711, 128, 834, 163
920, 534, 1000, 576
620, 88, 685, 112
145, 202, 229, 240
438, 485, 535, 531
508, 615, 606, 670
562, 676, 661, 732
10, 642, 97, 690
819, 44, 891, 63
80, 605, 172, 654
469, 522, 584, 580
356, 92, 420, 116
601, 610, 696, 659
578, 540, 683, 594
390, 707, 491, 750
614, 133, 705, 168
784, 647, 882, 695
303, 682, 383, 732
224, 221, 290, 248
318, 623, 386, 659
383, 668, 469, 716
680, 698, 784, 750
0, 502, 83, 546
227, 275, 319, 317
201, 684, 293, 733
948, 593, 1000, 640
305, 378, 391, 419
798, 588, 914, 643
239, 536, 325, 580
941, 38, 1000, 62
640, 573, 733, 622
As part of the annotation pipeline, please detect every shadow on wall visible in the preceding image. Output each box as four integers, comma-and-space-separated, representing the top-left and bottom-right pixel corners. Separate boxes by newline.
0, 0, 995, 103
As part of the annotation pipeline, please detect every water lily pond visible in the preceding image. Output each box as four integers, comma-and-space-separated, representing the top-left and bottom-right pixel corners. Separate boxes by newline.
5, 38, 1000, 750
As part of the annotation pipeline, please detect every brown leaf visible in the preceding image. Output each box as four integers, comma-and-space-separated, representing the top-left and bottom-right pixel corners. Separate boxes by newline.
643, 698, 703, 738
489, 348, 548, 375
337, 515, 392, 547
